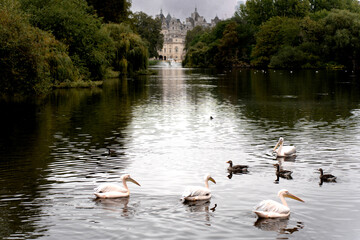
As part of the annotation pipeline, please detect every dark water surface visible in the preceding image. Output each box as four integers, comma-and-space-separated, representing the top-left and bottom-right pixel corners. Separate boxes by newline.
1, 67, 360, 239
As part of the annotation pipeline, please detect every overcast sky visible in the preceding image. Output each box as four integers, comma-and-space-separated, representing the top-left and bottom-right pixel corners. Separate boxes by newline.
131, 0, 244, 22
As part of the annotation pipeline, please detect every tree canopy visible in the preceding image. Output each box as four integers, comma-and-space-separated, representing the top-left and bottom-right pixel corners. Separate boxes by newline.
131, 12, 163, 58
184, 0, 360, 70
0, 0, 159, 96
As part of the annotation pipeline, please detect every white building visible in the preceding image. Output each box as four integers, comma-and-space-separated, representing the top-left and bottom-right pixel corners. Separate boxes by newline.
156, 8, 220, 62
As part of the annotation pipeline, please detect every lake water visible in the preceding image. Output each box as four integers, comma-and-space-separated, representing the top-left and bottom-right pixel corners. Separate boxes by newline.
0, 66, 360, 239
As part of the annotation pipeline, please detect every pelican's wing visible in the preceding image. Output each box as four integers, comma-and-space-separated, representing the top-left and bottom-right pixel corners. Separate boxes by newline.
94, 191, 129, 198
283, 146, 296, 156
94, 183, 126, 193
254, 200, 290, 218
182, 186, 211, 198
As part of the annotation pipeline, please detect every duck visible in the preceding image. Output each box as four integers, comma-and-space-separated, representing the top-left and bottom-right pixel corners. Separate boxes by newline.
273, 137, 296, 157
226, 160, 249, 173
94, 174, 141, 198
318, 168, 336, 182
181, 174, 216, 202
274, 163, 292, 179
106, 148, 117, 156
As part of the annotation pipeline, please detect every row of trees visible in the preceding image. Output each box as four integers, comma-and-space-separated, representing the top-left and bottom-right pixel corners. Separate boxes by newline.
0, 0, 163, 96
183, 0, 360, 70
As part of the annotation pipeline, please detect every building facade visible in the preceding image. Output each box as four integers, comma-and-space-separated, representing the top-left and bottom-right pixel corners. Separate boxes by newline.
156, 8, 220, 62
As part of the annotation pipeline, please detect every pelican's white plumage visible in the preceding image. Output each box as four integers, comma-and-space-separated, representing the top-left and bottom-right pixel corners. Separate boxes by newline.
254, 189, 304, 218
273, 137, 296, 157
94, 174, 140, 198
181, 174, 216, 202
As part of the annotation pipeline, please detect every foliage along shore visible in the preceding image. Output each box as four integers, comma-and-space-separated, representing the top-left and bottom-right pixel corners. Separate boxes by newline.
183, 0, 360, 71
0, 0, 162, 97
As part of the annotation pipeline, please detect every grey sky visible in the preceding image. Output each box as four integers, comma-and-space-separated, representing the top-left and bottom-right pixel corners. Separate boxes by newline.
131, 0, 243, 22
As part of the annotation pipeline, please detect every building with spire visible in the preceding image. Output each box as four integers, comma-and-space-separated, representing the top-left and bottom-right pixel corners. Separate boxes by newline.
156, 8, 220, 62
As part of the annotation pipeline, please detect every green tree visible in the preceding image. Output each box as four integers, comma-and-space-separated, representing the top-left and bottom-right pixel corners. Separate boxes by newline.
20, 0, 115, 80
321, 9, 360, 69
274, 0, 310, 18
215, 22, 240, 68
86, 0, 131, 23
238, 0, 275, 26
251, 17, 303, 67
185, 26, 210, 50
105, 23, 148, 74
238, 0, 310, 26
0, 0, 79, 96
131, 12, 163, 58
309, 0, 360, 13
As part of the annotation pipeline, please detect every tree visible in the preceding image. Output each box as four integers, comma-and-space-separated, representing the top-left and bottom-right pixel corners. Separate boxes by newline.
238, 0, 275, 26
215, 22, 240, 68
20, 0, 115, 80
309, 0, 360, 13
131, 12, 163, 58
251, 17, 303, 67
321, 9, 360, 69
0, 0, 79, 96
86, 0, 131, 23
105, 23, 148, 74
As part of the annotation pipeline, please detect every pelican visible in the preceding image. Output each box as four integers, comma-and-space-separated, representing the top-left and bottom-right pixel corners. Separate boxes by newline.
274, 164, 292, 179
254, 189, 304, 218
318, 168, 336, 182
226, 160, 248, 173
94, 174, 140, 198
181, 174, 216, 202
273, 137, 296, 157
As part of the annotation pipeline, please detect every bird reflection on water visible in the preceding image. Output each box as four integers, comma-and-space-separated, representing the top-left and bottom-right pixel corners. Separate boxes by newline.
254, 218, 304, 235
227, 170, 248, 179
94, 197, 134, 217
183, 200, 217, 226
276, 155, 297, 163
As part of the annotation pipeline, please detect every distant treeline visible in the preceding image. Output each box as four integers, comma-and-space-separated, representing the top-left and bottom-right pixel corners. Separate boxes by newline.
183, 0, 360, 70
0, 0, 163, 96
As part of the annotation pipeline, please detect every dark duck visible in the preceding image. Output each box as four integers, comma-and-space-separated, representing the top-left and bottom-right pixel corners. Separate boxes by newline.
273, 163, 292, 179
318, 168, 336, 182
226, 160, 248, 173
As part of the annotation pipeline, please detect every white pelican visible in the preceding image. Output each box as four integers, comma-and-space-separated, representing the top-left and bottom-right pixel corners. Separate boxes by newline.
273, 137, 296, 157
254, 189, 304, 218
94, 174, 140, 198
181, 174, 216, 202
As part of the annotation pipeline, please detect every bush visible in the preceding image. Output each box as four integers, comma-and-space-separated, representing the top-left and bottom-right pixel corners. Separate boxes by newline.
269, 46, 305, 68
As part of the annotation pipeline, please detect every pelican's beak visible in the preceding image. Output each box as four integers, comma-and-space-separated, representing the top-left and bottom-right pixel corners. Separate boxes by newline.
209, 177, 216, 184
226, 161, 230, 163
273, 141, 280, 152
128, 178, 141, 186
285, 192, 304, 202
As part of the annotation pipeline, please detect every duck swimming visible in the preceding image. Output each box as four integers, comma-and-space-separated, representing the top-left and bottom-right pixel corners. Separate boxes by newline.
318, 168, 336, 182
274, 163, 292, 179
226, 160, 248, 173
273, 137, 296, 157
181, 174, 216, 202
94, 174, 141, 198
